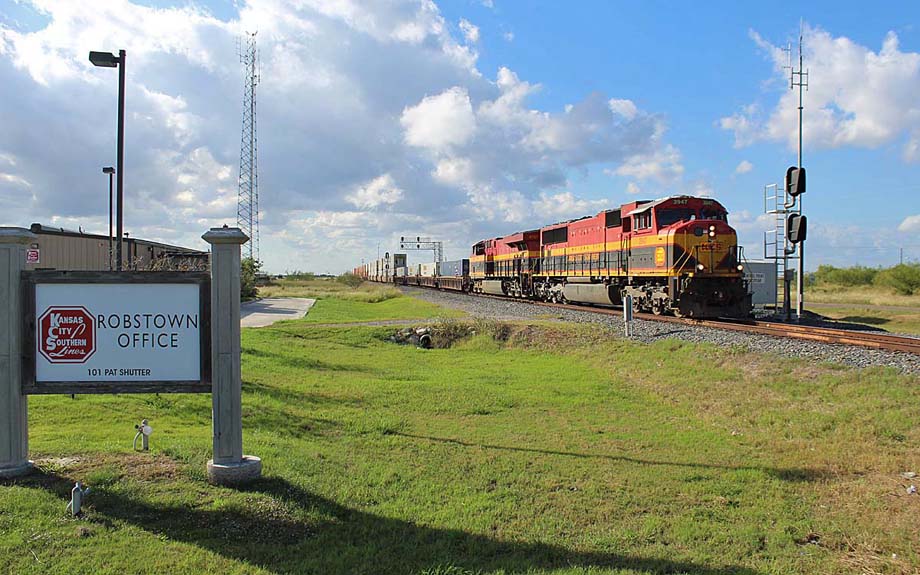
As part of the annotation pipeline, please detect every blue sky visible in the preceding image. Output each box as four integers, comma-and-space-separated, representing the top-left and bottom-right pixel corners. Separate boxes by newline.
0, 0, 918, 273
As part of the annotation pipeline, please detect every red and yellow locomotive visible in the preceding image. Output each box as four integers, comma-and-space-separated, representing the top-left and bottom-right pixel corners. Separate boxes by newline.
470, 196, 751, 318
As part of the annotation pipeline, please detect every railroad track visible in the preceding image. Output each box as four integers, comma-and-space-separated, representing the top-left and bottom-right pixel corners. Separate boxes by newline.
398, 283, 920, 356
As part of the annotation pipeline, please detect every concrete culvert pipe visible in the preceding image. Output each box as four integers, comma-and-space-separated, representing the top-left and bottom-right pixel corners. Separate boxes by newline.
418, 333, 432, 349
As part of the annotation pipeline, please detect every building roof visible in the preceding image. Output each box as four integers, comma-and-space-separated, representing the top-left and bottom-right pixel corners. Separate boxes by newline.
29, 223, 205, 254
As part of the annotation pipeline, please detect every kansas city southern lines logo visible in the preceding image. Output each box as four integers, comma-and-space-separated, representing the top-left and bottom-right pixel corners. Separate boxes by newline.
38, 306, 96, 363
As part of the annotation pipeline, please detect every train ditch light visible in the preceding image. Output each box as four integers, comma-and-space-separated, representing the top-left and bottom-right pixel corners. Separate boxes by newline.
786, 214, 807, 244
785, 166, 806, 197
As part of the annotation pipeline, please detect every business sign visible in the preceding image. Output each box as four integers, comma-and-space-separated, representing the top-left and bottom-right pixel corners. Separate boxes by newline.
26, 248, 40, 264
23, 272, 210, 395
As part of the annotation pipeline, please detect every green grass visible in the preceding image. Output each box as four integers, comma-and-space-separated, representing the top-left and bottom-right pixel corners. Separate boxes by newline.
303, 295, 464, 324
257, 277, 465, 324
2, 305, 919, 574
804, 284, 920, 307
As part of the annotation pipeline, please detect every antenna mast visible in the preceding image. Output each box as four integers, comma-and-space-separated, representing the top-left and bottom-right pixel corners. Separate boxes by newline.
787, 26, 808, 319
237, 31, 260, 262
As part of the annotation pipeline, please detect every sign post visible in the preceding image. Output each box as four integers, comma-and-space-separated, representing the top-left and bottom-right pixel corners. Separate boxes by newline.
0, 228, 35, 478
624, 294, 634, 337
202, 226, 261, 485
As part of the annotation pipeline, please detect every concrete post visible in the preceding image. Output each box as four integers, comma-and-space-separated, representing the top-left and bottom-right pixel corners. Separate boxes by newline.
0, 228, 35, 478
202, 226, 261, 484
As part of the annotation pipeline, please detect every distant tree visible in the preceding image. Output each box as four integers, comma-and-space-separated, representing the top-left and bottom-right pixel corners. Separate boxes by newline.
285, 270, 316, 281
874, 263, 920, 295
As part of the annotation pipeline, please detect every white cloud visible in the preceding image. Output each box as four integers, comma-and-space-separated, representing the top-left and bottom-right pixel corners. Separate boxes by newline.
0, 172, 31, 188
721, 26, 920, 161
458, 19, 479, 44
481, 0, 494, 8
734, 160, 753, 174
346, 173, 404, 209
898, 214, 920, 233
401, 86, 476, 151
532, 191, 608, 220
608, 98, 637, 120
625, 181, 641, 195
503, 31, 514, 42
432, 157, 474, 186
614, 144, 684, 182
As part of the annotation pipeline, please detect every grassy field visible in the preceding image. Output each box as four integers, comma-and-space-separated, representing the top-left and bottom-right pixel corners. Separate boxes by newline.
2, 295, 919, 574
260, 277, 465, 324
805, 304, 920, 335
805, 284, 920, 307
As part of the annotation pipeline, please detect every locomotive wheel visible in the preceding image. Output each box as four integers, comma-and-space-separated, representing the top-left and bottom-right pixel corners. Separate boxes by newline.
652, 301, 664, 315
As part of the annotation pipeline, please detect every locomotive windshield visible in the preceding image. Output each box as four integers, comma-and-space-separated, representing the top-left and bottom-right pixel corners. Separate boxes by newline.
656, 208, 697, 227
701, 208, 727, 221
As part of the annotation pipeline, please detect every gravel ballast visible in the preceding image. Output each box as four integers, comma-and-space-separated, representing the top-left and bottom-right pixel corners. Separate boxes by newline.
400, 286, 920, 375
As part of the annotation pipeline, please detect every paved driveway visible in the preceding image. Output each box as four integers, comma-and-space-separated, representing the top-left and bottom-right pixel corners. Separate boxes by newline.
241, 298, 315, 327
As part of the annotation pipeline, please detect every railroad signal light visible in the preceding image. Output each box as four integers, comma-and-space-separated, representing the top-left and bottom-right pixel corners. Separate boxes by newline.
787, 214, 807, 244
785, 166, 806, 197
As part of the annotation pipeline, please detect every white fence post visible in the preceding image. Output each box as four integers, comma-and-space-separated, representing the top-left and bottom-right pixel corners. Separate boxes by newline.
0, 228, 35, 478
202, 226, 261, 484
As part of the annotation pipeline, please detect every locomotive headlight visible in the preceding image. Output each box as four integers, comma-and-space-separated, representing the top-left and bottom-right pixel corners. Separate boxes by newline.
708, 225, 716, 238
697, 264, 705, 271
737, 264, 744, 271
709, 225, 716, 231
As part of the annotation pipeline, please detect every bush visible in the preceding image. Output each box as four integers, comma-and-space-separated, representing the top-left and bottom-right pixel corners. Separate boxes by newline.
812, 265, 878, 287
241, 257, 261, 299
285, 270, 316, 281
874, 263, 920, 295
336, 273, 364, 288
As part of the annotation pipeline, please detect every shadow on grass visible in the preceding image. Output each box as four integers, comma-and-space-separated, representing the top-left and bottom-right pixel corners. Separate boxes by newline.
244, 380, 364, 408
22, 470, 761, 575
838, 315, 890, 326
393, 433, 827, 483
243, 347, 379, 374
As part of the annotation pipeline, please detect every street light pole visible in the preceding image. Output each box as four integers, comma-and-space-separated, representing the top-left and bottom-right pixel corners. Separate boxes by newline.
116, 49, 126, 272
103, 167, 115, 270
89, 49, 126, 271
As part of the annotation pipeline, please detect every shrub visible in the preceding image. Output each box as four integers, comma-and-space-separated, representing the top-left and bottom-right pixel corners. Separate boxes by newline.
874, 263, 920, 295
335, 287, 402, 303
241, 257, 261, 299
336, 273, 364, 288
812, 265, 878, 287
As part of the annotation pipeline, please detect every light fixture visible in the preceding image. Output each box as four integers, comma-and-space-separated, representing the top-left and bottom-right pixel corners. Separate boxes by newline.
737, 264, 744, 271
89, 51, 119, 67
697, 264, 705, 271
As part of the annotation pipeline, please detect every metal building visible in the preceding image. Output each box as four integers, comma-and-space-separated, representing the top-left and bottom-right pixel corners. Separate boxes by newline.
25, 223, 207, 271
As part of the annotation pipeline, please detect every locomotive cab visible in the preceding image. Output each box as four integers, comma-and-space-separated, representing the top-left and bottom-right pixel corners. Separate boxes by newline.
621, 196, 751, 318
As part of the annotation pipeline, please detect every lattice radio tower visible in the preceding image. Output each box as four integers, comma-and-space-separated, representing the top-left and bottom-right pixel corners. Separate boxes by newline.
237, 31, 260, 262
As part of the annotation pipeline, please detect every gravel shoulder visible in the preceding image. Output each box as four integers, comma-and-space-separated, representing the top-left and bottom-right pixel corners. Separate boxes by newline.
399, 286, 920, 375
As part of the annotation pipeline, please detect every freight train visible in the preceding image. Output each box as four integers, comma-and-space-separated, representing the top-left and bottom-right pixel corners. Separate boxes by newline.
353, 195, 752, 318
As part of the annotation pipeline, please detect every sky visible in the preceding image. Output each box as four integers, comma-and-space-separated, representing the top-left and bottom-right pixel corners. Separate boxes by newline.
1, 0, 919, 274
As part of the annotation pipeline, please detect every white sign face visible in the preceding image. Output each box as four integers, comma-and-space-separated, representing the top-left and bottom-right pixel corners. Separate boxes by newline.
35, 283, 201, 383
